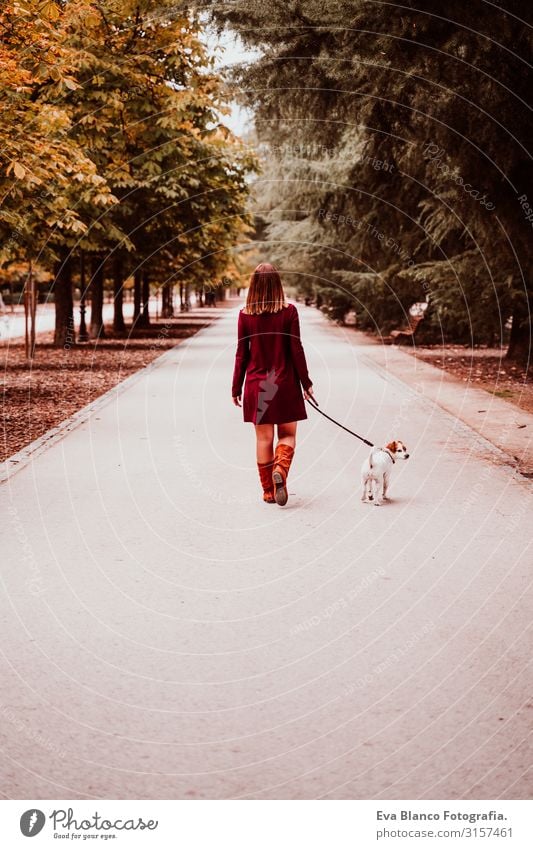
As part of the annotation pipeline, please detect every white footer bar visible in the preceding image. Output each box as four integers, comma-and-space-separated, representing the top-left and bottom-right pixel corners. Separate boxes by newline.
2, 799, 531, 848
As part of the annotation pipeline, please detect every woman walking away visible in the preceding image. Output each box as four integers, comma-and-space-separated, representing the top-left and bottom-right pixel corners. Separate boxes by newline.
232, 263, 316, 506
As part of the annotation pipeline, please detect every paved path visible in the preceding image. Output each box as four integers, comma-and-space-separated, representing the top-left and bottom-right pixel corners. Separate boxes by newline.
1, 305, 532, 800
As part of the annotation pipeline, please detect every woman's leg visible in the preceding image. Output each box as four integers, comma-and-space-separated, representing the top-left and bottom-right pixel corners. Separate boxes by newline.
277, 421, 297, 448
255, 423, 274, 463
255, 424, 275, 503
272, 422, 297, 506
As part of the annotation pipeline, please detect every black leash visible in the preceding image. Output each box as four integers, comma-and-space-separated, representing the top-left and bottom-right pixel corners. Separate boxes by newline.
305, 397, 374, 447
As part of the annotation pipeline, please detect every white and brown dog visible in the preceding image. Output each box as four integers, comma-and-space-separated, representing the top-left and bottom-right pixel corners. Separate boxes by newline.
361, 441, 409, 506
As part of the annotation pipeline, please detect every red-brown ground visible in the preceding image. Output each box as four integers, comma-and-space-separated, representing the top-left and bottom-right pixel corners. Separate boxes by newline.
1, 322, 206, 462
407, 346, 533, 414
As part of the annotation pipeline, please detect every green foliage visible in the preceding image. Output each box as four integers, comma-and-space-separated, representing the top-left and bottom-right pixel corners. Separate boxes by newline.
398, 252, 511, 345
200, 0, 533, 356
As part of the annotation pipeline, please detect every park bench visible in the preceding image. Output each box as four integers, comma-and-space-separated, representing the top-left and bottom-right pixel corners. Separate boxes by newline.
385, 303, 427, 344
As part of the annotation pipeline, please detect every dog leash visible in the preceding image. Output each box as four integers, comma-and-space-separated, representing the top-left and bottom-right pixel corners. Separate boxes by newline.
305, 397, 374, 447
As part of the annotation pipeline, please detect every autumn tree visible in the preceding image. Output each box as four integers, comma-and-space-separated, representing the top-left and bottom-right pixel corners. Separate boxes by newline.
60, 0, 255, 338
0, 0, 117, 346
1, 0, 256, 348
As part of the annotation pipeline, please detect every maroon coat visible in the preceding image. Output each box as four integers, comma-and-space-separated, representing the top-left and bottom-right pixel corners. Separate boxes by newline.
232, 303, 312, 424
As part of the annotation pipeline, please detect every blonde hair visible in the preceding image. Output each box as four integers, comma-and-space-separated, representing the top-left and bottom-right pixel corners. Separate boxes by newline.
244, 263, 286, 315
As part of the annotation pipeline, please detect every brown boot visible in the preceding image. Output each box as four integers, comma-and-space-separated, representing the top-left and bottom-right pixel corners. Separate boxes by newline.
272, 443, 294, 506
257, 461, 275, 503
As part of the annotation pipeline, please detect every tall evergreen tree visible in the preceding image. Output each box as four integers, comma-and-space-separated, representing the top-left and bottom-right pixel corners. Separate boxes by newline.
199, 0, 533, 359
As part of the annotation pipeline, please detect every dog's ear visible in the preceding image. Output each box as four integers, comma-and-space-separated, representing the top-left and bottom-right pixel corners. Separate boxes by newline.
386, 440, 397, 453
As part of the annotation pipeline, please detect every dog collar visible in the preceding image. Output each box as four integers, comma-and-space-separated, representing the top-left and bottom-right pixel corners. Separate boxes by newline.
381, 448, 395, 464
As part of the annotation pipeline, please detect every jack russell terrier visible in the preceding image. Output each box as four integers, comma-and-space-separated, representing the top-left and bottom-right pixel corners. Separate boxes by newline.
361, 441, 409, 506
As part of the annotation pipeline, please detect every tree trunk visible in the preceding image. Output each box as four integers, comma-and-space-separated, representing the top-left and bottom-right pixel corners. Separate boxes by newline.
138, 270, 150, 328
113, 257, 126, 332
89, 257, 106, 339
161, 283, 174, 318
180, 282, 190, 311
133, 269, 142, 324
53, 253, 75, 348
78, 251, 89, 343
506, 304, 532, 364
29, 260, 37, 359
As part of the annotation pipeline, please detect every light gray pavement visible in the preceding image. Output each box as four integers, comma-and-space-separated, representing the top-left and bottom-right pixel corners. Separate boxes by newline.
1, 304, 532, 800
